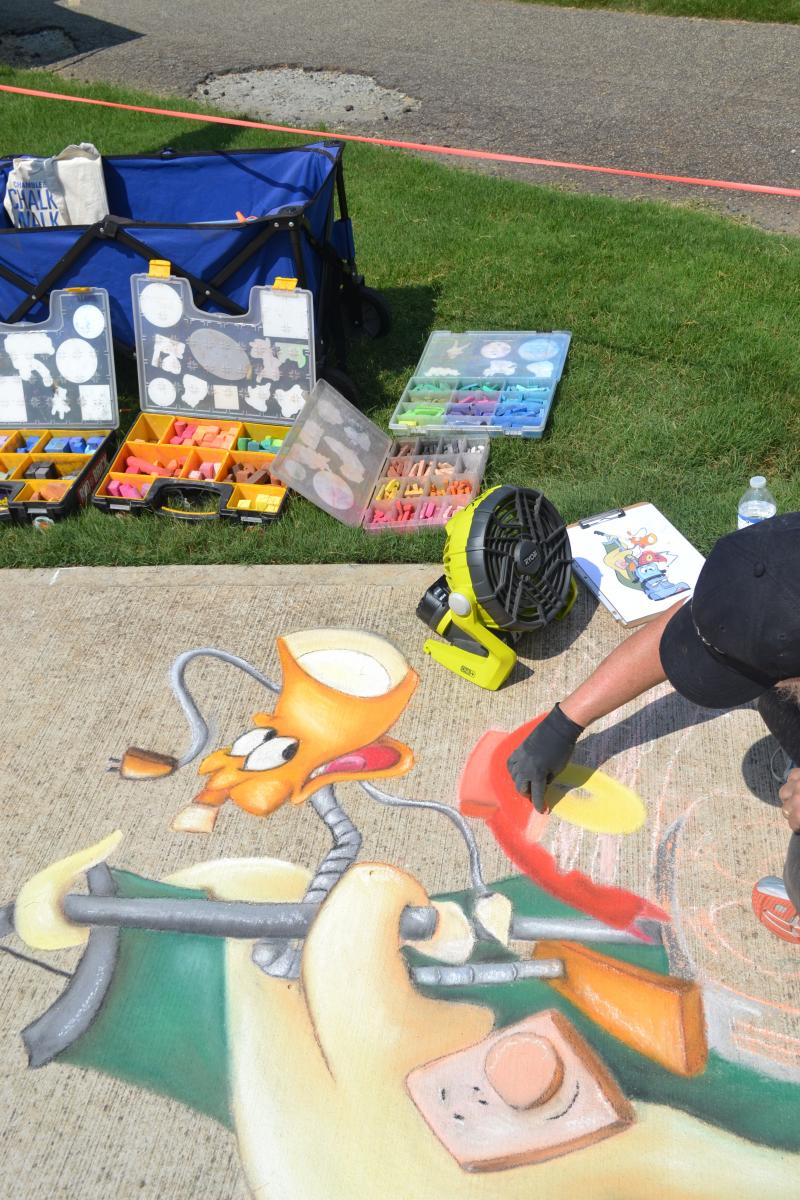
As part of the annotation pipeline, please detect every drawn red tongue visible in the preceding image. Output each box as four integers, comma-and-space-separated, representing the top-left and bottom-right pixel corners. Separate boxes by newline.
321, 743, 400, 775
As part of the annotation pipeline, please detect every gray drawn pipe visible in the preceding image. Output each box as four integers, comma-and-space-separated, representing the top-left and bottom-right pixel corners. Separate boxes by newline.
2, 893, 656, 946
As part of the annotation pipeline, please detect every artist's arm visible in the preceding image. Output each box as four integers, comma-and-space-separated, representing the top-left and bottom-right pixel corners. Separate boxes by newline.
559, 601, 682, 727
508, 601, 684, 811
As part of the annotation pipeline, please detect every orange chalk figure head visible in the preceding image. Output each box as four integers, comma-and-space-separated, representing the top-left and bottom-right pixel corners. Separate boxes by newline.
197, 631, 417, 817
114, 630, 418, 834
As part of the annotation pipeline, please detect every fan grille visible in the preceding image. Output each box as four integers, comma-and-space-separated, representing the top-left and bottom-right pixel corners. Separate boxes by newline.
466, 487, 572, 631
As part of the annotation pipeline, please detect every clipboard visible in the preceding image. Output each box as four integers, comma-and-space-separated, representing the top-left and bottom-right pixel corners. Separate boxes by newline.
567, 502, 705, 628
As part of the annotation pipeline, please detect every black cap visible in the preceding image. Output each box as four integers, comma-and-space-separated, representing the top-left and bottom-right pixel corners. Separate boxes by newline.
660, 513, 800, 708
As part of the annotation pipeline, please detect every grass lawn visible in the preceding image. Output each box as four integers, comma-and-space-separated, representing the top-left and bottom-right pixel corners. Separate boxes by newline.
0, 66, 798, 569
514, 0, 800, 22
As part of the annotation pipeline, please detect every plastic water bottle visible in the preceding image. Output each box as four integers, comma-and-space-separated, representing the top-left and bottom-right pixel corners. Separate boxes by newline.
737, 476, 777, 529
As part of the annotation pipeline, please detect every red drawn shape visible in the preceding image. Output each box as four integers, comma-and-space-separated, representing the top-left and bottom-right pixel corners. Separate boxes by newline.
458, 714, 669, 937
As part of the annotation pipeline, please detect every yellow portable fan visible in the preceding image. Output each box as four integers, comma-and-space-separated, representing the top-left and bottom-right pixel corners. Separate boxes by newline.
416, 485, 576, 690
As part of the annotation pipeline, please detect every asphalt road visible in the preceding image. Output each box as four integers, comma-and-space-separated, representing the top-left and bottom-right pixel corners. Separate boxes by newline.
2, 0, 800, 233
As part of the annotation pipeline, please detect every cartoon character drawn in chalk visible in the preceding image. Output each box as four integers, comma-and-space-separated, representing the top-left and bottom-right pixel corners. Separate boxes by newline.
3, 629, 800, 1200
599, 527, 690, 603
107, 631, 499, 979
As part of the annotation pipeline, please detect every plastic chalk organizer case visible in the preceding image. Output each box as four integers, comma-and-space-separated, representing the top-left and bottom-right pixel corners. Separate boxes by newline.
93, 271, 317, 524
0, 287, 117, 526
271, 380, 488, 533
389, 330, 571, 439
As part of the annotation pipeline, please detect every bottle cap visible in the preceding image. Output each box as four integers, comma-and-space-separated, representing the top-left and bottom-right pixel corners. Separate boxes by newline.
750, 476, 766, 488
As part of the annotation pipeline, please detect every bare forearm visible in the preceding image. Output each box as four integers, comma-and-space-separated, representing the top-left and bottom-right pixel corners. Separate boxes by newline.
559, 601, 685, 728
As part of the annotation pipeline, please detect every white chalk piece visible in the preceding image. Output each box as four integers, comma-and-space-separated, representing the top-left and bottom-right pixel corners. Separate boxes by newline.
480, 340, 513, 359
148, 377, 177, 407
518, 338, 561, 362
0, 375, 27, 422
151, 334, 186, 375
72, 303, 106, 339
188, 328, 250, 381
259, 290, 310, 340
317, 396, 344, 424
344, 424, 372, 450
181, 374, 208, 408
5, 331, 55, 357
276, 458, 307, 483
139, 282, 184, 329
55, 338, 97, 384
245, 383, 271, 412
78, 385, 113, 422
212, 384, 240, 410
526, 361, 555, 379
275, 384, 305, 419
51, 386, 71, 420
313, 470, 354, 511
4, 332, 55, 386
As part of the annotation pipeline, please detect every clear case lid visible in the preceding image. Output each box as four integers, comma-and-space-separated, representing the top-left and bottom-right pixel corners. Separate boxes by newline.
131, 274, 316, 427
415, 330, 571, 382
0, 287, 119, 429
270, 379, 392, 525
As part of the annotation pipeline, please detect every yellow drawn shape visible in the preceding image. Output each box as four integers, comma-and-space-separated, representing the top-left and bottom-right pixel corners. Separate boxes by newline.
545, 765, 646, 835
15, 830, 123, 950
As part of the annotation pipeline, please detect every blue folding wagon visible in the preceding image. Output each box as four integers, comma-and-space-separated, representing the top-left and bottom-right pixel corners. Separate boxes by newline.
0, 142, 389, 401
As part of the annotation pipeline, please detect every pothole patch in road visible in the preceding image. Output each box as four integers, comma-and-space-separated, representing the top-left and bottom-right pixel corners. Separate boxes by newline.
194, 66, 420, 128
0, 28, 77, 66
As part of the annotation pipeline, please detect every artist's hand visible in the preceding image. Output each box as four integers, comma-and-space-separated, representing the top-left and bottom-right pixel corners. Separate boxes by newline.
506, 704, 584, 814
779, 767, 800, 834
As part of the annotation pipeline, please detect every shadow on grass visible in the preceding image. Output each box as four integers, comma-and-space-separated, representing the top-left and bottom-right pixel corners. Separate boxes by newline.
141, 124, 249, 158
341, 282, 442, 415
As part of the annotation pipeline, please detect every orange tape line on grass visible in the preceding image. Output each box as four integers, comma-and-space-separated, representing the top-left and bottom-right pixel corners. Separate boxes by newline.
2, 82, 800, 199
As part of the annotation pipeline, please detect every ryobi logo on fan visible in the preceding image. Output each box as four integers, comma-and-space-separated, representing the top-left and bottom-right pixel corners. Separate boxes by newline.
516, 540, 541, 573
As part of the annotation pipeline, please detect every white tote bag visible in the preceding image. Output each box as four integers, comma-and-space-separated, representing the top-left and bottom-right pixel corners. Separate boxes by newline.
3, 142, 109, 228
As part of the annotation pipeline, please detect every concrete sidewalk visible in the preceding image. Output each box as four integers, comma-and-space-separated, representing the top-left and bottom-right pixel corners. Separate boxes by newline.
0, 563, 796, 1198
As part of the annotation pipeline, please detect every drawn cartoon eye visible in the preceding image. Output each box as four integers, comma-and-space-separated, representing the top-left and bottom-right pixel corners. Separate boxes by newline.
230, 727, 276, 757
244, 736, 300, 771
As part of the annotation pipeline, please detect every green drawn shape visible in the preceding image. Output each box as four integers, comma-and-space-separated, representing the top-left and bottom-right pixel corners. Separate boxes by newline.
275, 343, 307, 368
59, 869, 232, 1129
53, 868, 800, 1150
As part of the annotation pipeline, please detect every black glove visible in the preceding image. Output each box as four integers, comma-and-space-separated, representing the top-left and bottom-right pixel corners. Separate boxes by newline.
506, 703, 584, 814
